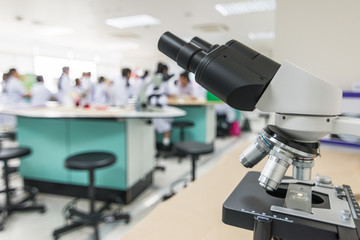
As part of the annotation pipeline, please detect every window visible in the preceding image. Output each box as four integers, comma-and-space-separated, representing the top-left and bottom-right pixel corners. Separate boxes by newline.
34, 56, 97, 93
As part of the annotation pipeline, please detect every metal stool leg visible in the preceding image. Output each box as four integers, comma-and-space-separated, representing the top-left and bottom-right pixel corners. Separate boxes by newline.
191, 155, 199, 182
88, 169, 100, 240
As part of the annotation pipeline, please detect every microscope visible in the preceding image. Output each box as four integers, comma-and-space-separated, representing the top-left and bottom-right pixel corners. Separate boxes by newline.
158, 32, 360, 239
137, 73, 163, 111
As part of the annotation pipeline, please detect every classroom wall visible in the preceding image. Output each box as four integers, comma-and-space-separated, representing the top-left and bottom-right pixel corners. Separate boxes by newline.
274, 0, 360, 91
0, 35, 124, 79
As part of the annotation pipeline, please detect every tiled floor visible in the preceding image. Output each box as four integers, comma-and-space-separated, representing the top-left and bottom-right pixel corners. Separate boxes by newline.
0, 134, 251, 240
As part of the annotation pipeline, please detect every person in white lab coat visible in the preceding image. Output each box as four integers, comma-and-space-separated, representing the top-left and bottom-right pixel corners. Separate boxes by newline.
130, 70, 149, 98
80, 72, 94, 104
175, 71, 196, 98
58, 66, 72, 104
108, 68, 132, 107
73, 78, 85, 106
4, 68, 29, 104
92, 76, 108, 105
1, 73, 8, 95
30, 75, 51, 106
0, 69, 29, 129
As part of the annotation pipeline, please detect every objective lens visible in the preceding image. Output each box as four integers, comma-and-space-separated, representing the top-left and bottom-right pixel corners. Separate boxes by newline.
258, 146, 294, 191
292, 159, 314, 181
239, 135, 272, 168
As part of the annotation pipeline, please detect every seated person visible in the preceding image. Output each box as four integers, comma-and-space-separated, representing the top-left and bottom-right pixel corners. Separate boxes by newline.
30, 75, 51, 106
92, 76, 109, 105
173, 71, 197, 99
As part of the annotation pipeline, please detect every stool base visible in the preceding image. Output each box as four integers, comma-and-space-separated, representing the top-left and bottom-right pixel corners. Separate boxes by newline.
0, 186, 46, 231
53, 199, 130, 240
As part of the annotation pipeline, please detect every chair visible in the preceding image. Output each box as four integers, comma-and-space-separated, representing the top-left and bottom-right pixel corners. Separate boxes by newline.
174, 141, 214, 181
163, 141, 214, 201
171, 121, 195, 162
172, 121, 194, 142
0, 147, 46, 231
53, 152, 130, 240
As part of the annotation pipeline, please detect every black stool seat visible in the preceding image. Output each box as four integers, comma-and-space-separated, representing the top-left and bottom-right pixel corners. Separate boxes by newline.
65, 152, 115, 170
162, 141, 214, 200
0, 147, 31, 161
174, 141, 214, 182
175, 141, 214, 156
172, 121, 194, 128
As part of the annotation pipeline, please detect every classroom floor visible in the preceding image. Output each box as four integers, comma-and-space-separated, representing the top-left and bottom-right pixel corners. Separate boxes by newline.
0, 133, 251, 240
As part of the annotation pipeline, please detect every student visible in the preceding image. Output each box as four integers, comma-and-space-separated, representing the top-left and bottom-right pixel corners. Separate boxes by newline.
1, 73, 9, 95
108, 68, 132, 107
4, 68, 29, 104
130, 70, 149, 97
30, 75, 51, 106
92, 76, 108, 105
175, 71, 195, 98
58, 66, 72, 104
80, 72, 94, 104
73, 78, 84, 106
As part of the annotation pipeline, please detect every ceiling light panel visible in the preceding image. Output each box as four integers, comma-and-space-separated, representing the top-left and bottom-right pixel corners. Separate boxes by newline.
215, 0, 276, 16
105, 15, 160, 29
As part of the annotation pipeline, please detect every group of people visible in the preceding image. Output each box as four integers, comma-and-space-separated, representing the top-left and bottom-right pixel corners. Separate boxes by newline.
0, 62, 201, 108
0, 63, 238, 147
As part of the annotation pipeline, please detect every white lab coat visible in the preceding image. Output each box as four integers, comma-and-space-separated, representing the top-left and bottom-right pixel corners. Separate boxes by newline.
92, 82, 108, 105
0, 77, 28, 129
4, 76, 27, 104
31, 82, 51, 106
108, 77, 130, 107
176, 82, 195, 96
81, 76, 94, 103
58, 73, 72, 104
130, 78, 147, 97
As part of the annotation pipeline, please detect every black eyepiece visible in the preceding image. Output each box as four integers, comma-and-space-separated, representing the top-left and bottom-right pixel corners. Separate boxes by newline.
190, 37, 213, 53
158, 32, 186, 63
158, 31, 281, 111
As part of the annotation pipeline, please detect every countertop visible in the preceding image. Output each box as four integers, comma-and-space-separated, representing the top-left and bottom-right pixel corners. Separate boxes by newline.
0, 105, 186, 119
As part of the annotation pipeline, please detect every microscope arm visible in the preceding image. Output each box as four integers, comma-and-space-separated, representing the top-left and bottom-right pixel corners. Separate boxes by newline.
332, 116, 360, 137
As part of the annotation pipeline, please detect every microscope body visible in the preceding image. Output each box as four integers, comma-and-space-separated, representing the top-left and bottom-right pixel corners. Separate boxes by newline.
158, 32, 360, 239
137, 73, 164, 111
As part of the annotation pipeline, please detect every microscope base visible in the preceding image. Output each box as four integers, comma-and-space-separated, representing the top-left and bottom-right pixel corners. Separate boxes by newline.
222, 171, 360, 240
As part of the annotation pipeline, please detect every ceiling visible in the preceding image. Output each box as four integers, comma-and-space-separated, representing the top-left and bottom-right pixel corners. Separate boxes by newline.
0, 0, 275, 68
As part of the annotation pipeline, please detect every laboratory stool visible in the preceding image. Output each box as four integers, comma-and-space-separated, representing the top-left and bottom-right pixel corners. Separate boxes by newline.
171, 121, 194, 162
174, 141, 214, 181
163, 141, 214, 201
53, 152, 130, 240
0, 131, 19, 178
0, 147, 46, 231
172, 121, 194, 141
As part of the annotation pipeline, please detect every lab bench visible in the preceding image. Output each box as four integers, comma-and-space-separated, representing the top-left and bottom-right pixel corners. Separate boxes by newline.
1, 106, 185, 203
165, 98, 216, 144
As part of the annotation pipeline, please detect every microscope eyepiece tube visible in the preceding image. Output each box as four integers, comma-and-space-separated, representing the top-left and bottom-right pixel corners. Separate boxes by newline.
158, 31, 281, 111
158, 31, 186, 62
190, 37, 213, 53
158, 32, 207, 72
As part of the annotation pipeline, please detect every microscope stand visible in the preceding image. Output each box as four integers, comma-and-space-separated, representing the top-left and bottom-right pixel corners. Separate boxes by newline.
222, 171, 360, 240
